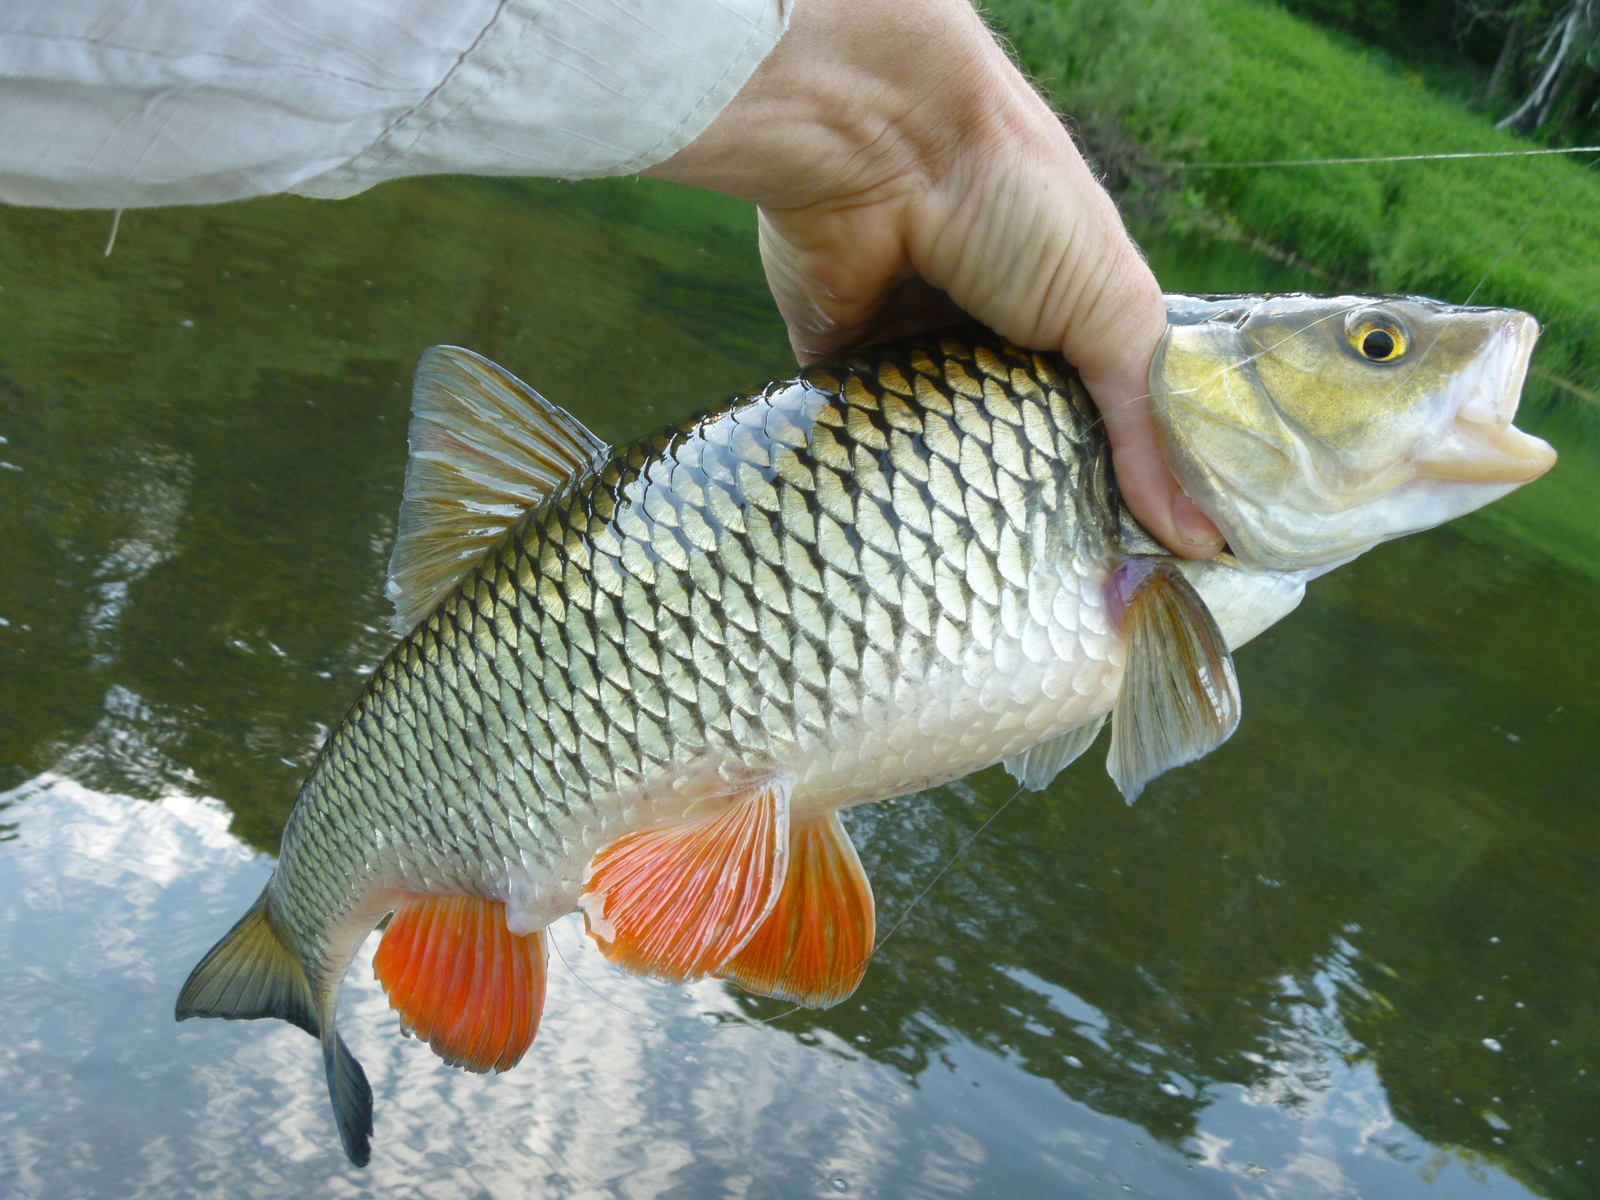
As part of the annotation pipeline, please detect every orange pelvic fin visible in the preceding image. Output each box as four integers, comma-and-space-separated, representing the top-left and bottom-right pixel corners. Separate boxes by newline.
719, 812, 876, 1009
372, 893, 547, 1074
580, 778, 791, 984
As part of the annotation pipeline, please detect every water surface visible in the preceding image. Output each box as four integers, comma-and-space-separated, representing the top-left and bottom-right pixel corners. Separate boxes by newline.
1, 177, 1597, 1199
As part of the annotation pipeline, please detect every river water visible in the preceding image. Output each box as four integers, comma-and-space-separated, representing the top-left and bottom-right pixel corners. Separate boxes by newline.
1, 177, 1597, 1199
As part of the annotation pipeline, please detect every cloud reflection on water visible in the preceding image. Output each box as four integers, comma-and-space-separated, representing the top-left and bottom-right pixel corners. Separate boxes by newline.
0, 774, 1537, 1199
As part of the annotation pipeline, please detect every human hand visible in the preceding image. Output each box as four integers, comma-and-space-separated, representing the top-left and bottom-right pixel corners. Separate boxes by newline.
643, 0, 1223, 558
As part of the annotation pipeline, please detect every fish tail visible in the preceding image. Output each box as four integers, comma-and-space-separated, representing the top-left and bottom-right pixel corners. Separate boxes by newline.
176, 888, 375, 1166
322, 1027, 374, 1167
175, 889, 317, 1035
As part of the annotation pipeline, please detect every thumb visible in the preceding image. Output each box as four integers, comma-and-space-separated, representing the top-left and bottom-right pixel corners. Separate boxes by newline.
1053, 216, 1224, 559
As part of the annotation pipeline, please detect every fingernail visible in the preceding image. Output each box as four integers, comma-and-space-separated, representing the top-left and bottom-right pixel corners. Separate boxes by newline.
1172, 492, 1224, 554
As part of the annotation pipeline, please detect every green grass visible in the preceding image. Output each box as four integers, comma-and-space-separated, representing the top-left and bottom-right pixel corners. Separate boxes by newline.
1181, 0, 1600, 582
1185, 0, 1600, 393
993, 0, 1600, 395
988, 0, 1600, 586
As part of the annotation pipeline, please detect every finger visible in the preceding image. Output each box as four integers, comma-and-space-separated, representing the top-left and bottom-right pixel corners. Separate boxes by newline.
760, 207, 964, 362
889, 123, 1223, 558
1093, 378, 1225, 559
1067, 245, 1224, 559
982, 168, 1224, 559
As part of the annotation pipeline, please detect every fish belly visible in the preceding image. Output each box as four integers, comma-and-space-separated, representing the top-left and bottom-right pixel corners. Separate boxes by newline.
782, 552, 1123, 817
496, 549, 1125, 933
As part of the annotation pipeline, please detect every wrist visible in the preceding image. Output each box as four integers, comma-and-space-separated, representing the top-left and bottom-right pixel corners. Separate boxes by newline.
643, 0, 1041, 211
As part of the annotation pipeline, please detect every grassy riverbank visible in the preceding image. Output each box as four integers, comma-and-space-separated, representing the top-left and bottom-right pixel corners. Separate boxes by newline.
989, 0, 1600, 402
989, 0, 1600, 584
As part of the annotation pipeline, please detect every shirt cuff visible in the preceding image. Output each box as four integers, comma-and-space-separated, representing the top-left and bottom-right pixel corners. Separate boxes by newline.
292, 0, 791, 199
0, 0, 789, 209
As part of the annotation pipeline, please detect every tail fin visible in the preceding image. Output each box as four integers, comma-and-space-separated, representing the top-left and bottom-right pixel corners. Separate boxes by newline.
324, 1030, 374, 1167
177, 889, 377, 1167
176, 891, 318, 1035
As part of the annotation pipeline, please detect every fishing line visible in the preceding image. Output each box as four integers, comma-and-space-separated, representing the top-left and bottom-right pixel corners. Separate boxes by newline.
1183, 155, 1600, 466
1534, 366, 1599, 405
1166, 146, 1600, 170
1463, 152, 1600, 306
1088, 149, 1600, 444
1280, 322, 1453, 576
548, 918, 659, 1025
1081, 304, 1361, 438
711, 1002, 806, 1031
548, 912, 799, 1035
869, 783, 1027, 956
103, 209, 123, 258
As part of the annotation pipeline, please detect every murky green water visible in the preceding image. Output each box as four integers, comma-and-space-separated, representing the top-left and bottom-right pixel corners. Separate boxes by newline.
1, 177, 1597, 1199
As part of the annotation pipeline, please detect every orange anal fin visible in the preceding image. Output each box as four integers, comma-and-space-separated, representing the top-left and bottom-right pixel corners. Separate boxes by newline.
580, 778, 790, 984
718, 812, 876, 1009
372, 894, 547, 1074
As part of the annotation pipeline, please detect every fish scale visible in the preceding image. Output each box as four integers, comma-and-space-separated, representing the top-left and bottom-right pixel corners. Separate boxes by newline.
269, 332, 1120, 981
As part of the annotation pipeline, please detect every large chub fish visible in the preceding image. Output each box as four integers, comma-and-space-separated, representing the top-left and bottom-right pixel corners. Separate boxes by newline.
177, 295, 1555, 1164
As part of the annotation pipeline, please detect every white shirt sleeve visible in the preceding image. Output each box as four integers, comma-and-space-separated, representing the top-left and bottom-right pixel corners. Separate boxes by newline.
0, 0, 790, 208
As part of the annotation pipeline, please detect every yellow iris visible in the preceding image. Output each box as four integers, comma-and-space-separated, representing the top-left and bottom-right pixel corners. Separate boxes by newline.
1345, 310, 1410, 363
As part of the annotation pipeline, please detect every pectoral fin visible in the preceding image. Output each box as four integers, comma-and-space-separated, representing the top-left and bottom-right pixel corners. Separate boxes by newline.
1107, 560, 1240, 803
580, 778, 790, 984
718, 813, 876, 1009
1004, 715, 1107, 792
372, 893, 547, 1074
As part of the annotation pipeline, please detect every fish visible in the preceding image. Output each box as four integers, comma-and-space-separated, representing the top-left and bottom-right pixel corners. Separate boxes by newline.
175, 293, 1555, 1166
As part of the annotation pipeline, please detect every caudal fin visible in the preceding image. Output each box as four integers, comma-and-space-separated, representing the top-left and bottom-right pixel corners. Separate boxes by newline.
324, 1030, 374, 1167
177, 890, 376, 1167
175, 890, 317, 1036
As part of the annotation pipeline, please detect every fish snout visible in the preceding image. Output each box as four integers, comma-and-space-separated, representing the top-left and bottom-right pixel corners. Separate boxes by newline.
1414, 311, 1556, 486
1414, 422, 1557, 484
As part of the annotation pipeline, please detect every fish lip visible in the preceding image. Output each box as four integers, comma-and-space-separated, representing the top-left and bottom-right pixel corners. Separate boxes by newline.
1413, 313, 1557, 486
1413, 424, 1556, 484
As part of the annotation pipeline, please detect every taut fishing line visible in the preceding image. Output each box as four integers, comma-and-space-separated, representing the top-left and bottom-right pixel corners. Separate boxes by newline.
1463, 152, 1600, 306
868, 783, 1028, 956
1166, 146, 1600, 170
1088, 145, 1600, 438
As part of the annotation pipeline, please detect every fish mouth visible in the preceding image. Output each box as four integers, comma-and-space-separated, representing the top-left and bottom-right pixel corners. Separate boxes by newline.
1413, 313, 1557, 486
1414, 422, 1556, 484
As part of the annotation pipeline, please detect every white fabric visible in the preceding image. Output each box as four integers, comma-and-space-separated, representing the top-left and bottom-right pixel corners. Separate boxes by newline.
0, 0, 789, 209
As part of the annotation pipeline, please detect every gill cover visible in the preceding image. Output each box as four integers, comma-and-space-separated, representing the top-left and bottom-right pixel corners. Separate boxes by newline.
1150, 295, 1556, 575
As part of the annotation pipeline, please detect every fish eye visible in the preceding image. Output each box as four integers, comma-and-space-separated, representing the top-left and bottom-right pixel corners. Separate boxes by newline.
1345, 311, 1410, 363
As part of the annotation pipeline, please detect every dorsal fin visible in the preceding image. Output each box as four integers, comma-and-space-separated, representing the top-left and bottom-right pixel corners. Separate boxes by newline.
386, 346, 611, 634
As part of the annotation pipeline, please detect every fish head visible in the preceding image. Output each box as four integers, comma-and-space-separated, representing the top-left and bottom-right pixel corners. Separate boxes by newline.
1150, 294, 1556, 576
